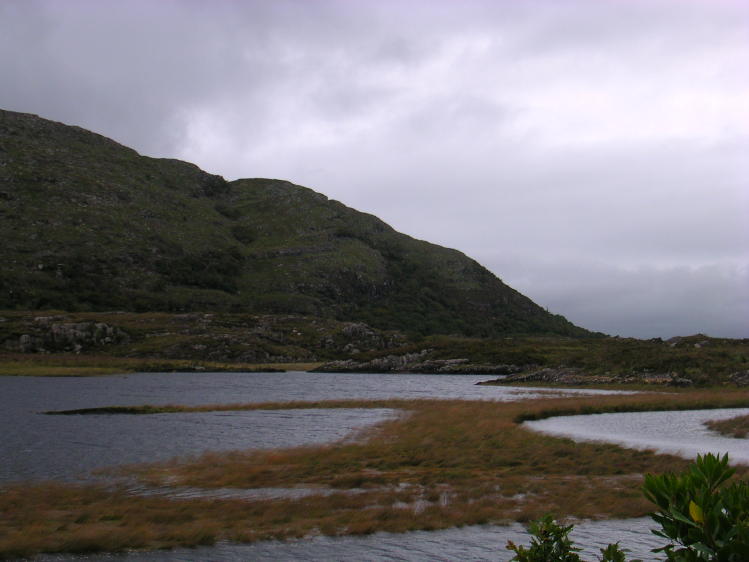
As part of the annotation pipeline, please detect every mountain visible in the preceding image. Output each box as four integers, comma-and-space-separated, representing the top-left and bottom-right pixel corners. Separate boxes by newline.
0, 109, 589, 337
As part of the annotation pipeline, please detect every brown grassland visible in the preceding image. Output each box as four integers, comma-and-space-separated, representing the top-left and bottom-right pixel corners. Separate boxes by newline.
705, 413, 749, 438
0, 353, 321, 377
2, 389, 749, 558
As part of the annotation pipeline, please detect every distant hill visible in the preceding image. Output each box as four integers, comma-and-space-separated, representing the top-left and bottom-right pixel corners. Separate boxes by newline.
0, 109, 589, 337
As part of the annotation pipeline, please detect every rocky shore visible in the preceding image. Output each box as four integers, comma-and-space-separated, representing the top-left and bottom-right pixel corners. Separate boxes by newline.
313, 351, 522, 375
477, 367, 694, 386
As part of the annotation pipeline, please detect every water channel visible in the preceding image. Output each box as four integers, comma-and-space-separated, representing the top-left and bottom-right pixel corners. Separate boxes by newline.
525, 407, 749, 464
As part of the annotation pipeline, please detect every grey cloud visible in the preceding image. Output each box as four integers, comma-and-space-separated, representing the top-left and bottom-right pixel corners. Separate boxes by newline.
486, 258, 749, 339
0, 0, 746, 337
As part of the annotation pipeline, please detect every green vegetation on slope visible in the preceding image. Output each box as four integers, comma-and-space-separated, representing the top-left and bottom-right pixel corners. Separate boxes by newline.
0, 310, 746, 384
340, 333, 749, 384
0, 109, 587, 337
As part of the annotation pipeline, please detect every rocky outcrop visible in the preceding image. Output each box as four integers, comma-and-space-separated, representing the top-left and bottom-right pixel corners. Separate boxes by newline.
481, 367, 591, 385
0, 311, 408, 363
6, 316, 130, 353
314, 352, 523, 374
479, 368, 693, 386
730, 370, 749, 387
322, 322, 404, 354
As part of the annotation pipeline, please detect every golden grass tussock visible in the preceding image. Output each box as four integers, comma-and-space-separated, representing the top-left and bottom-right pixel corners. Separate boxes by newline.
4, 389, 749, 558
705, 413, 749, 438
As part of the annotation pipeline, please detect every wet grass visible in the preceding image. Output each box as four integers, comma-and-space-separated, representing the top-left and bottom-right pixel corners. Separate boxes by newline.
45, 399, 412, 415
511, 388, 749, 422
705, 414, 749, 438
4, 390, 749, 557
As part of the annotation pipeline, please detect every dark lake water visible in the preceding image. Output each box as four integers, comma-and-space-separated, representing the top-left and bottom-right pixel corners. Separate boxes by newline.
0, 372, 702, 560
0, 372, 620, 483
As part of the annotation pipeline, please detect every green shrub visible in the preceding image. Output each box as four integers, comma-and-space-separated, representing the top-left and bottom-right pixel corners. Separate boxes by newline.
643, 453, 749, 560
508, 453, 749, 561
506, 514, 630, 561
506, 514, 583, 561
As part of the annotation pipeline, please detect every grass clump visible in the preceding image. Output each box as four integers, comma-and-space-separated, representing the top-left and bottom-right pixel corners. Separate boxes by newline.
705, 414, 749, 439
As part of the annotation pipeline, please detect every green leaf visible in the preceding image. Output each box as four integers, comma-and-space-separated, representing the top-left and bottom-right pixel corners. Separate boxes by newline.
669, 507, 699, 528
691, 541, 716, 557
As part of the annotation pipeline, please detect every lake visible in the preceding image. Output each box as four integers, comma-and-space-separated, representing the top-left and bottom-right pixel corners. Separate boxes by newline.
2, 371, 719, 560
0, 372, 620, 483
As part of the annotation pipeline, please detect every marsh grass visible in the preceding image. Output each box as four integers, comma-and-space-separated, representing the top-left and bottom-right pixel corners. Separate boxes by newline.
45, 399, 411, 415
0, 363, 124, 376
0, 353, 320, 377
4, 390, 749, 557
705, 414, 749, 438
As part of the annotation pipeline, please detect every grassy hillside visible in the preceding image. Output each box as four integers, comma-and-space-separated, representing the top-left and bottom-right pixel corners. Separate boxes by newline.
0, 109, 587, 337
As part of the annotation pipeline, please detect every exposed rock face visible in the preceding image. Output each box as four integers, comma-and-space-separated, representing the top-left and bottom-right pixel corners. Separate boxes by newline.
7, 317, 130, 353
0, 311, 407, 364
314, 352, 522, 374
730, 371, 749, 387
326, 322, 403, 354
314, 351, 430, 373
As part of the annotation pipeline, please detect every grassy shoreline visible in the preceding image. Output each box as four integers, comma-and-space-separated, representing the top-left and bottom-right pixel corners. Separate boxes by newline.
705, 413, 749, 438
0, 356, 322, 377
3, 390, 749, 557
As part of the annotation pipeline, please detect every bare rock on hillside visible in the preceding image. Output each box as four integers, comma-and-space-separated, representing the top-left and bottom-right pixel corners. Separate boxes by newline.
730, 370, 749, 387
5, 318, 130, 353
314, 352, 523, 374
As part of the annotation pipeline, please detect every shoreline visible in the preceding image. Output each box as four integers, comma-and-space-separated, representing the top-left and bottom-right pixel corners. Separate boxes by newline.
4, 389, 749, 557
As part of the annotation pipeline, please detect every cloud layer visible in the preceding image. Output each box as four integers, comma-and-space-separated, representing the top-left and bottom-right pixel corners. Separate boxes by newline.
1, 0, 747, 337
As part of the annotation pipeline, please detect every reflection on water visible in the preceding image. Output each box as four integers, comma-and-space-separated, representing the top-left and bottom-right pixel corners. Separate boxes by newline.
525, 408, 749, 464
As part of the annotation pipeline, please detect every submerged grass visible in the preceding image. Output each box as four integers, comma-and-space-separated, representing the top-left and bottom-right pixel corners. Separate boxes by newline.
4, 389, 749, 558
705, 413, 749, 438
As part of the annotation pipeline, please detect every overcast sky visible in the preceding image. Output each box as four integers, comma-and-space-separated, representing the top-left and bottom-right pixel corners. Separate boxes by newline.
1, 0, 747, 338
